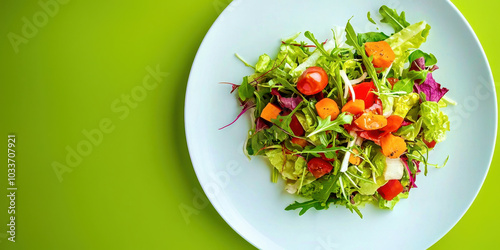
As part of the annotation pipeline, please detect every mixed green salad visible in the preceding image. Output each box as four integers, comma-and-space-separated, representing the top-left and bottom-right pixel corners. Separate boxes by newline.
220, 6, 453, 217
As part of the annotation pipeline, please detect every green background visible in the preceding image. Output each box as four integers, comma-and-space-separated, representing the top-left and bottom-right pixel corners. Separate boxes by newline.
0, 0, 497, 249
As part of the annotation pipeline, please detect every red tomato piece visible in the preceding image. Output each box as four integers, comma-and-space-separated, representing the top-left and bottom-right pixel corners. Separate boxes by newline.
358, 130, 385, 145
297, 67, 329, 95
423, 138, 437, 149
307, 158, 333, 178
378, 179, 404, 201
352, 81, 377, 107
290, 114, 305, 136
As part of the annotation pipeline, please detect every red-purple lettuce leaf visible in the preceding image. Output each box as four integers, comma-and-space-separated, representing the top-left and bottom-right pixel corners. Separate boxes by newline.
411, 57, 448, 102
413, 73, 448, 102
279, 96, 303, 110
255, 117, 270, 132
270, 89, 303, 110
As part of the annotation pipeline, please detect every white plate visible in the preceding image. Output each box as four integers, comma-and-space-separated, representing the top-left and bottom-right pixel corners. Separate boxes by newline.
184, 0, 497, 249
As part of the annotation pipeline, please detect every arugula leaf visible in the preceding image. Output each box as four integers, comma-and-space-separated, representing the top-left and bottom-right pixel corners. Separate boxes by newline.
367, 11, 376, 25
379, 5, 410, 32
298, 145, 346, 159
392, 78, 413, 94
274, 77, 302, 96
357, 32, 389, 44
408, 50, 437, 66
268, 125, 289, 142
317, 132, 329, 147
285, 196, 340, 215
235, 53, 255, 69
304, 31, 331, 59
345, 21, 384, 92
246, 129, 273, 156
272, 102, 304, 135
238, 77, 255, 101
312, 170, 342, 202
307, 112, 353, 138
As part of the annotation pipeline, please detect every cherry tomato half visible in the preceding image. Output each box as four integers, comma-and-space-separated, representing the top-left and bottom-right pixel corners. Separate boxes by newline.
297, 67, 328, 95
307, 158, 333, 179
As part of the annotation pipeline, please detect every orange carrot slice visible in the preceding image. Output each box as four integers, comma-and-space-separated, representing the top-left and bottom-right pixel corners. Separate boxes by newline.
354, 112, 388, 131
381, 115, 404, 133
260, 103, 281, 122
380, 134, 407, 159
349, 148, 362, 165
341, 99, 365, 115
315, 98, 340, 120
365, 41, 396, 69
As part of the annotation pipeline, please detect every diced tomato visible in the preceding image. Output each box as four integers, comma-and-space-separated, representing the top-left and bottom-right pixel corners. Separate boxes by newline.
352, 81, 377, 107
358, 130, 385, 145
283, 111, 305, 137
307, 158, 333, 178
377, 179, 404, 201
423, 138, 437, 149
290, 114, 305, 136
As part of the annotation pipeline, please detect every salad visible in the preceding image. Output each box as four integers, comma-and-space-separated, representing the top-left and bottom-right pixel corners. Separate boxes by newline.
220, 5, 453, 217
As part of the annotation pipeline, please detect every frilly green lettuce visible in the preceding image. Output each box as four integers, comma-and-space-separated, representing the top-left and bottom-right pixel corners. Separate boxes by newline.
385, 21, 431, 78
419, 101, 450, 143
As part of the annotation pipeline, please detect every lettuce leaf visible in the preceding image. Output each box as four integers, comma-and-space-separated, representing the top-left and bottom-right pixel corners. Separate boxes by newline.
372, 151, 387, 176
266, 149, 307, 180
358, 176, 386, 195
408, 57, 449, 102
346, 32, 389, 46
385, 21, 431, 78
378, 192, 409, 210
237, 76, 255, 101
419, 101, 450, 143
414, 73, 449, 102
255, 54, 272, 73
395, 118, 423, 141
393, 93, 419, 118
409, 50, 437, 66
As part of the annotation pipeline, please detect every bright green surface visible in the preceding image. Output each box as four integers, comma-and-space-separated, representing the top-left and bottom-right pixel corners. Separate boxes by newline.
0, 0, 497, 249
